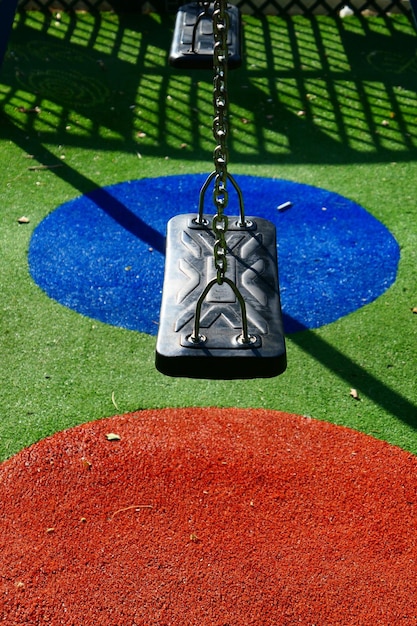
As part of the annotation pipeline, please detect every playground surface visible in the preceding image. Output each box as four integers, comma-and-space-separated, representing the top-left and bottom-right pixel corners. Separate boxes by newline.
0, 10, 416, 623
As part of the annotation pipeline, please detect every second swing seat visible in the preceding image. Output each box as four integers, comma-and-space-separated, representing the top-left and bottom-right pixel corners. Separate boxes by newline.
169, 2, 242, 69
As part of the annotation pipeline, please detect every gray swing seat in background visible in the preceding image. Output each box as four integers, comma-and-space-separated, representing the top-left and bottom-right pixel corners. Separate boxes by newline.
169, 1, 242, 69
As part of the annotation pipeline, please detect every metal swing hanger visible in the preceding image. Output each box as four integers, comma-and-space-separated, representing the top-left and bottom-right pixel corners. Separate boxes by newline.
155, 0, 286, 379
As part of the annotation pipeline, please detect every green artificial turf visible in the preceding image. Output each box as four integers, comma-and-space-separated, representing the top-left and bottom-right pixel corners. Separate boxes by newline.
0, 10, 416, 461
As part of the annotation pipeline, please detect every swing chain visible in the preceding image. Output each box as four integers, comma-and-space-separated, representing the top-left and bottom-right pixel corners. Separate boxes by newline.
188, 0, 256, 348
212, 0, 229, 285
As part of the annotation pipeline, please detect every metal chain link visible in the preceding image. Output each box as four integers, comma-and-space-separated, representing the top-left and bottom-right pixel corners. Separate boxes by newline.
212, 0, 229, 285
190, 0, 254, 346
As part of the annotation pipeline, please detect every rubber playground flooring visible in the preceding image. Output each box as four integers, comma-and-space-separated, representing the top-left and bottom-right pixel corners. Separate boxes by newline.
0, 10, 416, 458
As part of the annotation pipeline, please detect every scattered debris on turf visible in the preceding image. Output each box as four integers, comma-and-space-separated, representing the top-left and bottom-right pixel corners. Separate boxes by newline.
277, 201, 292, 211
28, 164, 64, 171
350, 388, 361, 400
106, 433, 121, 441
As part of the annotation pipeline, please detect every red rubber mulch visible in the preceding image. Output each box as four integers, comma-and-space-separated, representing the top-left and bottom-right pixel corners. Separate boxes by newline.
1, 407, 417, 625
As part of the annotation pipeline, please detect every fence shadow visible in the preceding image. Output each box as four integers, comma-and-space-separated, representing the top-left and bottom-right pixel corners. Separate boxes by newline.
1, 10, 417, 165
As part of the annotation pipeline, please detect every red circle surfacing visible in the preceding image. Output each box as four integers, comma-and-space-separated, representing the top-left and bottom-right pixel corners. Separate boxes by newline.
1, 407, 417, 625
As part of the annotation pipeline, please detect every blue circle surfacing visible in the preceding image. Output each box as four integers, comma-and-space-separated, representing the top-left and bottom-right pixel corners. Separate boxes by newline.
28, 175, 399, 334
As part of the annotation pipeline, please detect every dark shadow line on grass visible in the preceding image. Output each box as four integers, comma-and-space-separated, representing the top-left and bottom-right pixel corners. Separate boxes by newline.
11, 135, 167, 254
86, 186, 166, 254
288, 325, 417, 431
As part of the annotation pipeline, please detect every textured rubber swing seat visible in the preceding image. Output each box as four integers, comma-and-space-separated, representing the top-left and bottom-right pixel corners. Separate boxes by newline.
169, 2, 242, 69
155, 214, 287, 379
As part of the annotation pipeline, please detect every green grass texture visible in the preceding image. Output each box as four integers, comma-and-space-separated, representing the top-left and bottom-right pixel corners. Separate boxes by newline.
0, 10, 416, 461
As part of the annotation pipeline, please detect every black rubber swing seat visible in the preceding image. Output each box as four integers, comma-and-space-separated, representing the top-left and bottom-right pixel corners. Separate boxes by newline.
155, 214, 287, 379
169, 2, 242, 69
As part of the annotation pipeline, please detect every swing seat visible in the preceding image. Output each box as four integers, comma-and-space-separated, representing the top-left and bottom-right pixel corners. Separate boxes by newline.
169, 2, 242, 69
155, 214, 287, 379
